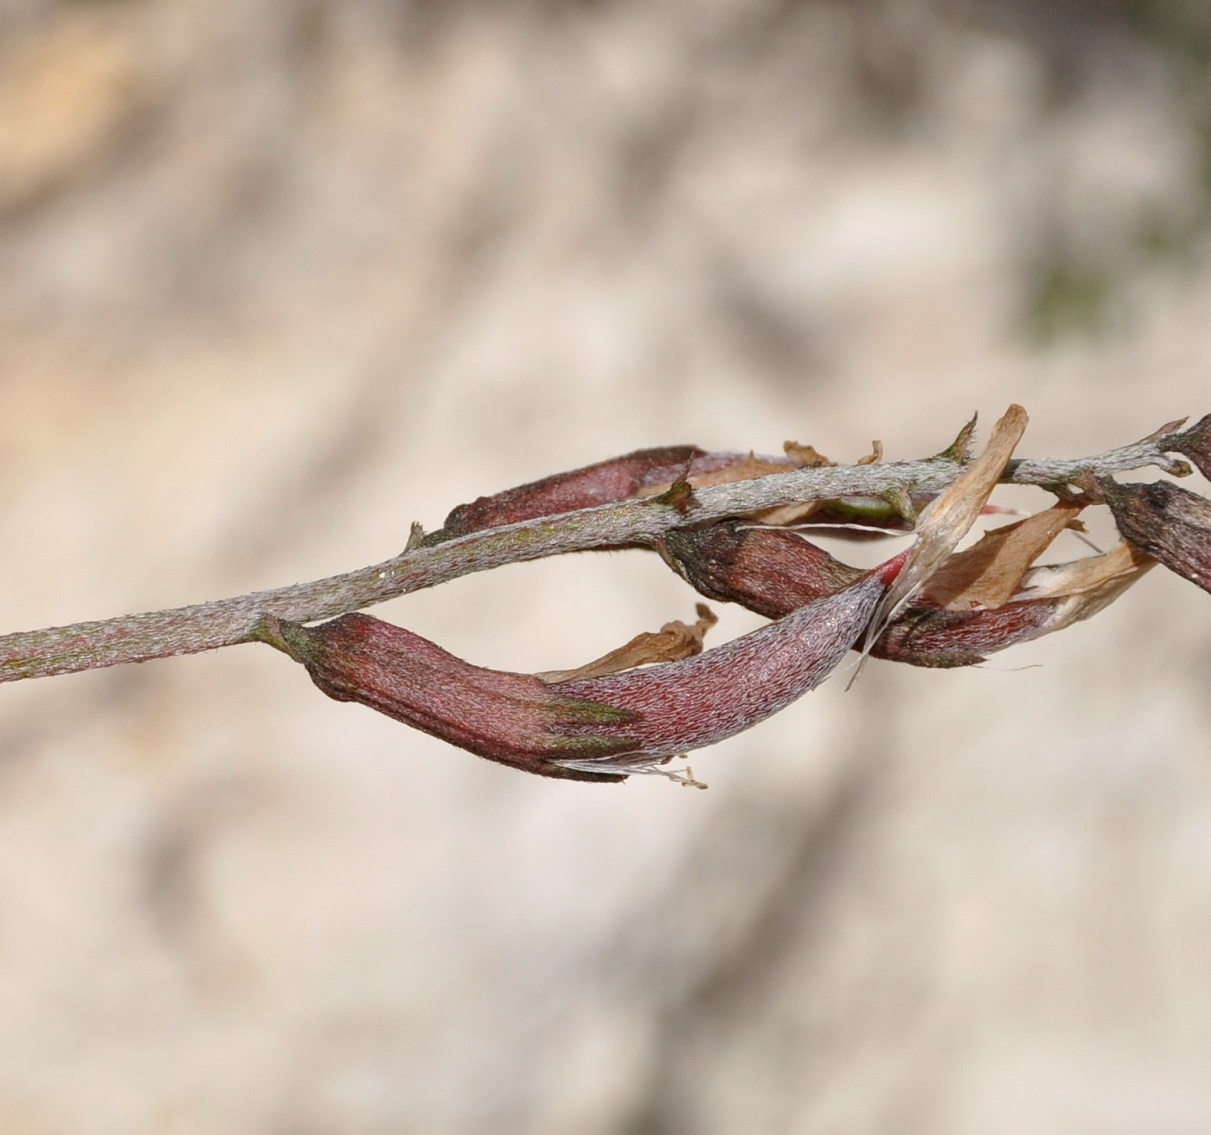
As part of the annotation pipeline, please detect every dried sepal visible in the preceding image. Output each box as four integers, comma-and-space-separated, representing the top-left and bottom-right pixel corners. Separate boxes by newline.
536, 603, 718, 683
872, 404, 1029, 633
1102, 478, 1211, 593
919, 502, 1083, 610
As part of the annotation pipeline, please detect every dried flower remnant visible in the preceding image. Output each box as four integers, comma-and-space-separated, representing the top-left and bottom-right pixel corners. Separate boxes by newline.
871, 405, 1029, 634
662, 500, 1151, 668
537, 604, 718, 683
917, 503, 1084, 611
874, 543, 1153, 667
1103, 478, 1211, 593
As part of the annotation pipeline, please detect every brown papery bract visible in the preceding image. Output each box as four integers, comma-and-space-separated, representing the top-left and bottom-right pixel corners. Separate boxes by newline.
919, 503, 1084, 610
536, 604, 718, 683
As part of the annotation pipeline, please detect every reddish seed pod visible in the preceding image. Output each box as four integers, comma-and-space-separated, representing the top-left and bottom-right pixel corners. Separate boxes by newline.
436, 446, 708, 539
265, 613, 640, 782
1103, 478, 1211, 594
661, 518, 1141, 668
660, 522, 862, 619
264, 554, 902, 781
869, 601, 1069, 667
548, 555, 903, 774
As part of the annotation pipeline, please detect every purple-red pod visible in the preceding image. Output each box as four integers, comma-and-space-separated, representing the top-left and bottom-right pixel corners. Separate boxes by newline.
660, 522, 863, 619
868, 600, 1067, 667
1103, 478, 1211, 594
547, 554, 904, 775
437, 446, 708, 539
660, 519, 1126, 669
264, 553, 903, 781
264, 613, 639, 782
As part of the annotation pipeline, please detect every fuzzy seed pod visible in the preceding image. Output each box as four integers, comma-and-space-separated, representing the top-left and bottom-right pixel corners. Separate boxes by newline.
436, 446, 708, 539
660, 523, 863, 619
546, 555, 903, 775
870, 599, 1085, 667
263, 555, 902, 781
1103, 478, 1211, 593
264, 614, 639, 782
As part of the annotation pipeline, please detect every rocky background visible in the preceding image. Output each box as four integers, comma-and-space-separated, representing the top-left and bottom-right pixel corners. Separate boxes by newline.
2, 1, 1211, 1132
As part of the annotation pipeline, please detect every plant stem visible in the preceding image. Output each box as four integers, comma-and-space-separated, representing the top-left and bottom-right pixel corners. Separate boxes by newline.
0, 421, 1193, 683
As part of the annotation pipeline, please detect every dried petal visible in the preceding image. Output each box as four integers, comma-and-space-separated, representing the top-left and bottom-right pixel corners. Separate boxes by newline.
536, 604, 718, 683
873, 404, 1029, 631
783, 441, 834, 466
1016, 540, 1152, 599
920, 502, 1083, 611
1103, 478, 1211, 593
649, 452, 800, 493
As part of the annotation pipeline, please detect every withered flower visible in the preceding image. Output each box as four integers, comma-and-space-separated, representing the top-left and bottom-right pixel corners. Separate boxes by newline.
873, 543, 1152, 666
663, 506, 1152, 668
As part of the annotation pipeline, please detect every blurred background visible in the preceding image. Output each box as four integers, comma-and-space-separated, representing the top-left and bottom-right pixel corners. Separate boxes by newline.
2, 1, 1211, 1131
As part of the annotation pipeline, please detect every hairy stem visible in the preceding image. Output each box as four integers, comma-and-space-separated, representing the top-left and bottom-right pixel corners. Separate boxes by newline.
0, 420, 1194, 682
